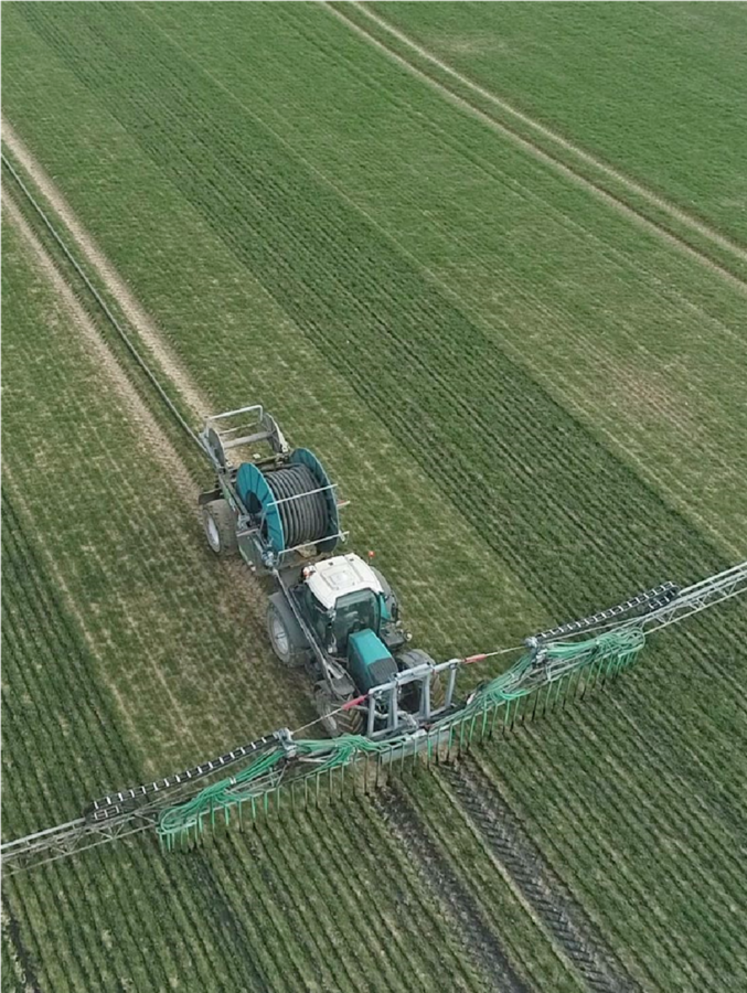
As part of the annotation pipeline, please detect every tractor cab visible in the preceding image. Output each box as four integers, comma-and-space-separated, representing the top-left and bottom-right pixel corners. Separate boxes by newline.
301, 554, 405, 682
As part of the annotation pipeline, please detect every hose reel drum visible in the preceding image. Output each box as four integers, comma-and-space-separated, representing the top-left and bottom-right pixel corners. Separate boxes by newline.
236, 448, 341, 567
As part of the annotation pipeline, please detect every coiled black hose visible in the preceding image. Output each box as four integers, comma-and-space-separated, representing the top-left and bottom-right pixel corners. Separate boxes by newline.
265, 464, 330, 548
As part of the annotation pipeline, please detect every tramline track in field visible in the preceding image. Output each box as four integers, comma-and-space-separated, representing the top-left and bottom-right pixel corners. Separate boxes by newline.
372, 785, 531, 993
442, 761, 641, 993
0, 150, 203, 455
327, 2, 747, 288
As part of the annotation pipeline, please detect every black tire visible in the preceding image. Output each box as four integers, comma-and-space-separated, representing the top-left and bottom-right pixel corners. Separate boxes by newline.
266, 594, 310, 668
372, 567, 399, 621
398, 648, 445, 713
314, 685, 364, 738
202, 499, 238, 558
371, 567, 392, 599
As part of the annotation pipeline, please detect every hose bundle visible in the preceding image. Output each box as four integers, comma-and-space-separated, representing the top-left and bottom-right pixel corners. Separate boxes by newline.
265, 464, 330, 548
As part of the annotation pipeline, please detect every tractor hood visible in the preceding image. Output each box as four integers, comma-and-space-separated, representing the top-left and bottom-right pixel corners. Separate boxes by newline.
347, 629, 397, 692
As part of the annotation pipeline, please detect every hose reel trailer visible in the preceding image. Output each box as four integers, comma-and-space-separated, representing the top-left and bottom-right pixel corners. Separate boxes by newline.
198, 405, 344, 571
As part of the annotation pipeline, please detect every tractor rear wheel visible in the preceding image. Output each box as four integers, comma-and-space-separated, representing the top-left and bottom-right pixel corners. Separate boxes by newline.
397, 648, 445, 714
314, 685, 364, 738
266, 594, 310, 668
202, 499, 238, 558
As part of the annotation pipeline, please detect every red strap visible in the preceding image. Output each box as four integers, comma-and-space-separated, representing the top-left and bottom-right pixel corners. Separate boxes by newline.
341, 694, 368, 711
463, 653, 488, 664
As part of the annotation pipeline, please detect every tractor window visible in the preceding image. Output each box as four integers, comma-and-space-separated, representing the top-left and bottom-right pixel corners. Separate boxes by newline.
333, 590, 380, 652
302, 585, 330, 644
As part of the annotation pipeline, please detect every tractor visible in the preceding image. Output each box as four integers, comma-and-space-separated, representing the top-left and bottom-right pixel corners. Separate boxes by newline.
198, 405, 445, 737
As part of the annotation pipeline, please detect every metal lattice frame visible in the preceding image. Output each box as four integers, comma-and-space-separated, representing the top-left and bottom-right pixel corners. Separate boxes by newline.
641, 561, 747, 634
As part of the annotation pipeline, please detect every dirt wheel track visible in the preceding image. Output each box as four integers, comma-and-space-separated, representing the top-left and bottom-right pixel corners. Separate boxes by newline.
441, 759, 641, 993
2, 118, 210, 418
372, 785, 529, 993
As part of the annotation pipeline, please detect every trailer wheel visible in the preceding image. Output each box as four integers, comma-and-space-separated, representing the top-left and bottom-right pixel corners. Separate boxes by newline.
314, 686, 364, 738
398, 648, 445, 713
202, 499, 238, 557
266, 594, 309, 668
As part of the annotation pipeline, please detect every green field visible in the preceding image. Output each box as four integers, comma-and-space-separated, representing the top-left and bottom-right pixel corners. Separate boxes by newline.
365, 2, 747, 246
3, 4, 746, 991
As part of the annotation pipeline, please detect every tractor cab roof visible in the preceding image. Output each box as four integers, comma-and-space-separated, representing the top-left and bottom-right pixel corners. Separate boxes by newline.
305, 554, 383, 610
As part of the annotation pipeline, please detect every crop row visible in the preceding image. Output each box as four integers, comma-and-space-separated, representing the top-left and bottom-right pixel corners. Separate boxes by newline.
4, 8, 744, 989
400, 767, 608, 993
571, 684, 747, 920
10, 0, 736, 596
21, 0, 747, 908
3, 501, 197, 990
289, 1, 747, 547
21, 4, 736, 610
36, 0, 747, 744
298, 0, 744, 306
8, 3, 744, 644
360, 2, 747, 250
593, 645, 747, 828
434, 762, 641, 993
566, 694, 747, 934
374, 788, 532, 992
1, 217, 316, 763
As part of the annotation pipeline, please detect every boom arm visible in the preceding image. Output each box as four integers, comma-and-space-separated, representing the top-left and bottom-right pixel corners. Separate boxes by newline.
639, 561, 747, 634
534, 561, 747, 644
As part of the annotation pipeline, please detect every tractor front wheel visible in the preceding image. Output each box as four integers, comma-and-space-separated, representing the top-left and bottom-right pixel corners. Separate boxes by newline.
314, 685, 364, 738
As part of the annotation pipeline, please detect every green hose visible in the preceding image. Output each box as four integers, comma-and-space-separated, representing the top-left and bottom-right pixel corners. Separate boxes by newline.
158, 628, 645, 847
